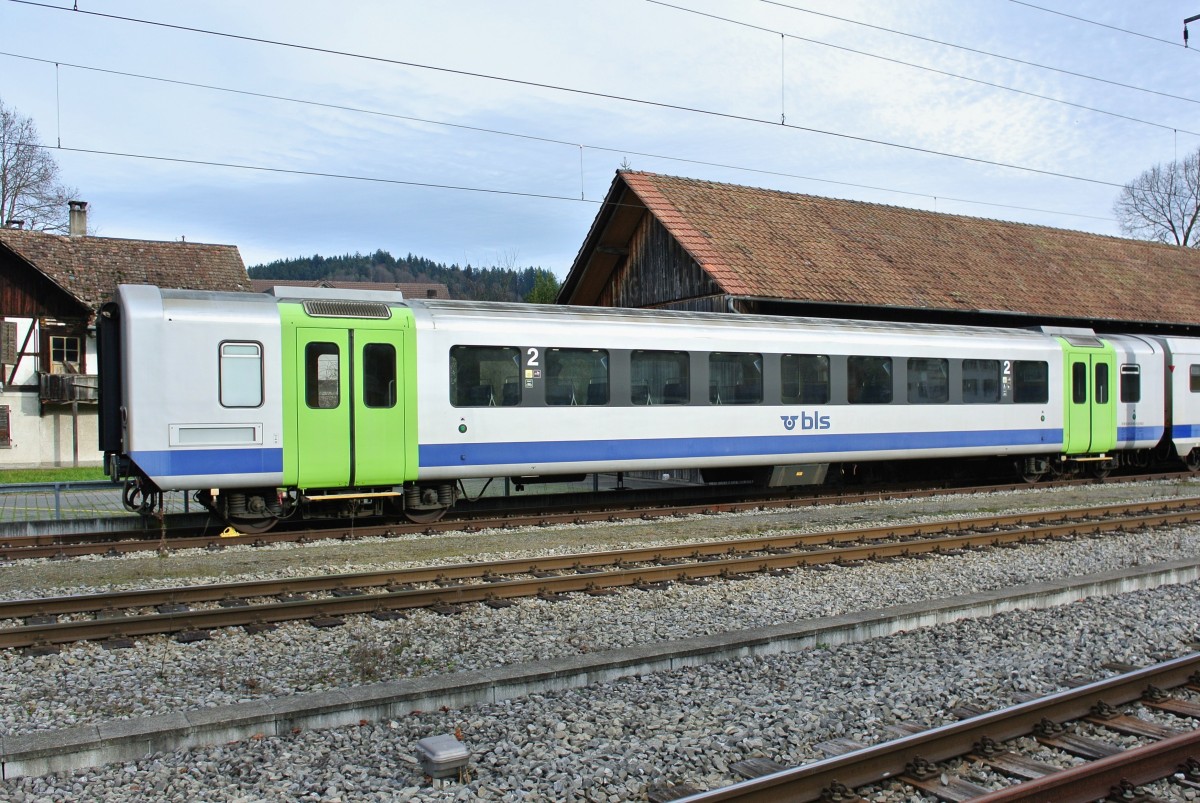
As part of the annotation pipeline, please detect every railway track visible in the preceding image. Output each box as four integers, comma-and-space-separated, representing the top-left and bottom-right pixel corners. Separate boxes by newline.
5, 497, 1200, 653
0, 471, 1193, 561
658, 653, 1200, 802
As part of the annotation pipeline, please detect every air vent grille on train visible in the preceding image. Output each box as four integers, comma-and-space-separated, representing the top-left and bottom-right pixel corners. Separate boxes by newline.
302, 300, 392, 319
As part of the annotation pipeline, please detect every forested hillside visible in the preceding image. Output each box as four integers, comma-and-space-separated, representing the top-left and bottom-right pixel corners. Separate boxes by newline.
248, 249, 559, 302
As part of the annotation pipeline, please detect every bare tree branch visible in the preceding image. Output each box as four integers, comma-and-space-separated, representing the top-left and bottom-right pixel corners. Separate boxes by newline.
1114, 147, 1200, 247
0, 98, 78, 233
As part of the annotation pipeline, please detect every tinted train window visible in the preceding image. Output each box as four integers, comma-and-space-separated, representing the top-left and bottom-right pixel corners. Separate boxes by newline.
219, 342, 263, 408
1191, 365, 1200, 393
848, 356, 892, 404
450, 346, 520, 407
546, 348, 608, 406
962, 359, 1000, 403
1013, 360, 1049, 404
1072, 362, 1087, 404
363, 343, 396, 408
305, 342, 340, 409
631, 350, 689, 405
710, 352, 762, 404
1094, 363, 1109, 405
1120, 365, 1141, 403
781, 354, 829, 404
907, 358, 948, 404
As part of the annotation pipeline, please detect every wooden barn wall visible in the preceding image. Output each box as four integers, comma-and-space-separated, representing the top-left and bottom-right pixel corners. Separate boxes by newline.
0, 252, 86, 319
597, 215, 722, 309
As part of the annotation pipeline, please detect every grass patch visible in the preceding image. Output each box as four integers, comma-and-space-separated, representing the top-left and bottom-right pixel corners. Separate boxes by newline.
0, 467, 107, 484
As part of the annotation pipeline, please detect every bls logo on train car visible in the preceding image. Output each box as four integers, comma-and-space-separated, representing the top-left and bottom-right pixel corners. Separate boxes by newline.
781, 412, 831, 431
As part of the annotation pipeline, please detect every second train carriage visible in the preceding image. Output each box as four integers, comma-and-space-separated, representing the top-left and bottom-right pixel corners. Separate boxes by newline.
97, 285, 1198, 530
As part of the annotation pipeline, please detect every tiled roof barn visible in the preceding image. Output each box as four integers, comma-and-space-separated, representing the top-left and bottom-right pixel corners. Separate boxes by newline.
561, 171, 1200, 333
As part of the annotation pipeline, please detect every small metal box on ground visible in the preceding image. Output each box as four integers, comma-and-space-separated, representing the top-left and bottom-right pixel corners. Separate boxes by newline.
415, 734, 470, 781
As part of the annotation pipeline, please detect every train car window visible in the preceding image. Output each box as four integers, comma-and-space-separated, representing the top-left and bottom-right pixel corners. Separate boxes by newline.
962, 359, 1000, 403
1120, 365, 1141, 403
847, 356, 893, 404
1075, 362, 1093, 403
546, 348, 608, 406
907, 358, 949, 404
1094, 363, 1109, 405
305, 342, 340, 409
1191, 365, 1200, 393
219, 342, 263, 408
449, 346, 520, 407
631, 350, 689, 405
709, 352, 762, 404
781, 354, 829, 404
363, 343, 397, 408
1013, 360, 1049, 403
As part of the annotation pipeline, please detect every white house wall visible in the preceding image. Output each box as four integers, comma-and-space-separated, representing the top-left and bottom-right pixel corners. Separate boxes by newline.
1, 318, 103, 469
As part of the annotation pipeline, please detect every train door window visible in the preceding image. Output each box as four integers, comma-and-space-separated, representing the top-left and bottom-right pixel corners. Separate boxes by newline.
631, 350, 689, 405
847, 356, 892, 404
1191, 365, 1200, 392
450, 346, 520, 407
546, 348, 608, 405
305, 342, 340, 409
781, 354, 829, 404
1094, 363, 1109, 405
1013, 360, 1049, 403
709, 352, 762, 404
907, 358, 948, 404
962, 359, 1000, 403
1119, 365, 1141, 403
219, 342, 263, 408
363, 343, 397, 408
1071, 362, 1087, 404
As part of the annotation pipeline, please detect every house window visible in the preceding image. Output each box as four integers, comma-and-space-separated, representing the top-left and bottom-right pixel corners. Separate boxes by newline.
0, 405, 9, 448
49, 336, 81, 374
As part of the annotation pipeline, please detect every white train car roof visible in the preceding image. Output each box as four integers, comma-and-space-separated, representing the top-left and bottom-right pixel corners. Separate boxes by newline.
402, 299, 1060, 351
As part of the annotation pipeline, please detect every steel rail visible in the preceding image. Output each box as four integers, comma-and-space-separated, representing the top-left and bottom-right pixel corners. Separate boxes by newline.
4, 505, 1200, 649
1, 498, 1196, 622
1, 472, 1192, 560
672, 653, 1200, 802
970, 728, 1200, 801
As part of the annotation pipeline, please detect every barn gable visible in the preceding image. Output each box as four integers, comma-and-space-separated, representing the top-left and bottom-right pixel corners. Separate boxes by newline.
561, 171, 1200, 333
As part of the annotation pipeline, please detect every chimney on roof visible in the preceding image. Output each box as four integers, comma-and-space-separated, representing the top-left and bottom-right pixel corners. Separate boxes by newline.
68, 200, 88, 237
4, 219, 24, 229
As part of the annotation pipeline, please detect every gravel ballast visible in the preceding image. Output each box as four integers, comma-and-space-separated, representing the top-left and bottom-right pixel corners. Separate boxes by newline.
3, 480, 1200, 801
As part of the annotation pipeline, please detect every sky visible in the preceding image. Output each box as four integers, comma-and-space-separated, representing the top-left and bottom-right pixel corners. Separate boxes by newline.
1, 0, 1198, 275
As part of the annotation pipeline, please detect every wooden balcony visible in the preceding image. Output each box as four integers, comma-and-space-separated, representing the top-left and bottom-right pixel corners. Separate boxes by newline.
39, 373, 99, 404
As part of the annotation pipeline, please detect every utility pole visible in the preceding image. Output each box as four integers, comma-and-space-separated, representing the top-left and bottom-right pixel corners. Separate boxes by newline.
1186, 13, 1200, 47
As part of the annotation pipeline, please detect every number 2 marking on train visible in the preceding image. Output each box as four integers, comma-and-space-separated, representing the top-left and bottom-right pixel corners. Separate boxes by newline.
526, 347, 539, 367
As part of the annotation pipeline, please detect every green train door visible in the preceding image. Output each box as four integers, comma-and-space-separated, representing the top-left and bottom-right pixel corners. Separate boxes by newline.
295, 327, 406, 488
1062, 340, 1116, 455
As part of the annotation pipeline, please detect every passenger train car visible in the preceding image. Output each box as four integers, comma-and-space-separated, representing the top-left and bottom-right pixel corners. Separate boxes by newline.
97, 284, 1200, 530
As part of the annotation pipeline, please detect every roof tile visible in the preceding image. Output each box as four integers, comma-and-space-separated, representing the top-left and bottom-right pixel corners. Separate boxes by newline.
617, 172, 1200, 325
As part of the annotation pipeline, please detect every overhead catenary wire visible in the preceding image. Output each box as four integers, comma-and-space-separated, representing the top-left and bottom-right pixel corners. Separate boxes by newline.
649, 0, 1200, 138
2, 0, 1133, 189
759, 0, 1200, 105
0, 49, 1115, 223
1008, 0, 1193, 50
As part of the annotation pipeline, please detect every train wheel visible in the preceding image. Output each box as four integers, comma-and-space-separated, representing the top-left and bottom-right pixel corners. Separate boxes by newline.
404, 506, 449, 524
1187, 449, 1200, 473
225, 516, 278, 534
1091, 463, 1112, 480
1020, 468, 1045, 484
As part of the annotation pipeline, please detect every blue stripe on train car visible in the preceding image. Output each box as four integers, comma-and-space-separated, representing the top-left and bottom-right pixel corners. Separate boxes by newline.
131, 448, 285, 477
1173, 424, 1200, 438
419, 428, 1064, 468
1117, 425, 1165, 442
